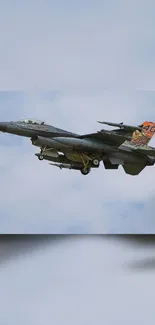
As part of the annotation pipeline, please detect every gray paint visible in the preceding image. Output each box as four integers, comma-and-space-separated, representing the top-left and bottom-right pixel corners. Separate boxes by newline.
0, 118, 155, 176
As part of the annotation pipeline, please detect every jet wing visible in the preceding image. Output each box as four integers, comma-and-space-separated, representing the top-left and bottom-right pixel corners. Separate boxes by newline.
79, 130, 130, 146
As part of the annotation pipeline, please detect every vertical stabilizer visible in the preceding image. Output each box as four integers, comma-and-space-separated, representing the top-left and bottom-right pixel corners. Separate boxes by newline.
130, 121, 155, 146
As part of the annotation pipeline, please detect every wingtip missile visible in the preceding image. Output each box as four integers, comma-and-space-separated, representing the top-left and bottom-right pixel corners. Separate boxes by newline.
97, 121, 142, 131
97, 121, 124, 127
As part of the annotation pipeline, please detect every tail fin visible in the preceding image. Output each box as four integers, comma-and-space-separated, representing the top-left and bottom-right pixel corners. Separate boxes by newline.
130, 121, 155, 146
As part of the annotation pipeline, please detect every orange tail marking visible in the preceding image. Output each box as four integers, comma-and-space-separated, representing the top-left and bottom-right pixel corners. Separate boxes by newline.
130, 121, 155, 146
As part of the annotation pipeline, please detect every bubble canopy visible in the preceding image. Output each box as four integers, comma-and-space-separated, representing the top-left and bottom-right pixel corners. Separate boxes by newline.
17, 119, 45, 125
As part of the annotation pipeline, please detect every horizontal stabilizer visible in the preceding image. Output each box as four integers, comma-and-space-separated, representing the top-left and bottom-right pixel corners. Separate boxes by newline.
123, 164, 146, 175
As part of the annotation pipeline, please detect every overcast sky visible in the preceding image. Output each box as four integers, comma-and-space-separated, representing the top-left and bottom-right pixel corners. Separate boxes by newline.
0, 0, 155, 233
1, 2, 155, 324
1, 236, 155, 325
1, 91, 155, 233
0, 0, 155, 91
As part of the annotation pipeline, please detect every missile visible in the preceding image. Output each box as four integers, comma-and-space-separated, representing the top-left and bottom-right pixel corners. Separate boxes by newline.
97, 121, 142, 132
35, 151, 59, 159
49, 163, 81, 170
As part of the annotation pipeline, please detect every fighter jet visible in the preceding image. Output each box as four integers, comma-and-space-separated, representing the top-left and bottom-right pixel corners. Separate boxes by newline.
1, 118, 155, 176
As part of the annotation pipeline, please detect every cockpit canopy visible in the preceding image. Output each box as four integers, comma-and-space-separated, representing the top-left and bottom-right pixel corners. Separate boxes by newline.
18, 119, 45, 125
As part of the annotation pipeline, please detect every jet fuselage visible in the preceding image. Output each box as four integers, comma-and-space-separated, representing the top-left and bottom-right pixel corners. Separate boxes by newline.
0, 118, 155, 176
0, 121, 77, 138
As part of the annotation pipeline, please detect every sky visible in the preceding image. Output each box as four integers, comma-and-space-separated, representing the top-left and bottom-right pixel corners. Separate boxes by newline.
1, 91, 155, 233
0, 0, 155, 233
1, 236, 155, 325
1, 2, 155, 324
0, 0, 155, 92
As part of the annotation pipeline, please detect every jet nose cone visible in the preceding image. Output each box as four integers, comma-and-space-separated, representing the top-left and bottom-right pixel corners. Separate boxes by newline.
0, 122, 7, 132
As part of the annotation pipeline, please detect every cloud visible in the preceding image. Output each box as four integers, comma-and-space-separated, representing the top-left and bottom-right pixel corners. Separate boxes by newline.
0, 237, 155, 324
0, 0, 155, 90
0, 0, 155, 232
